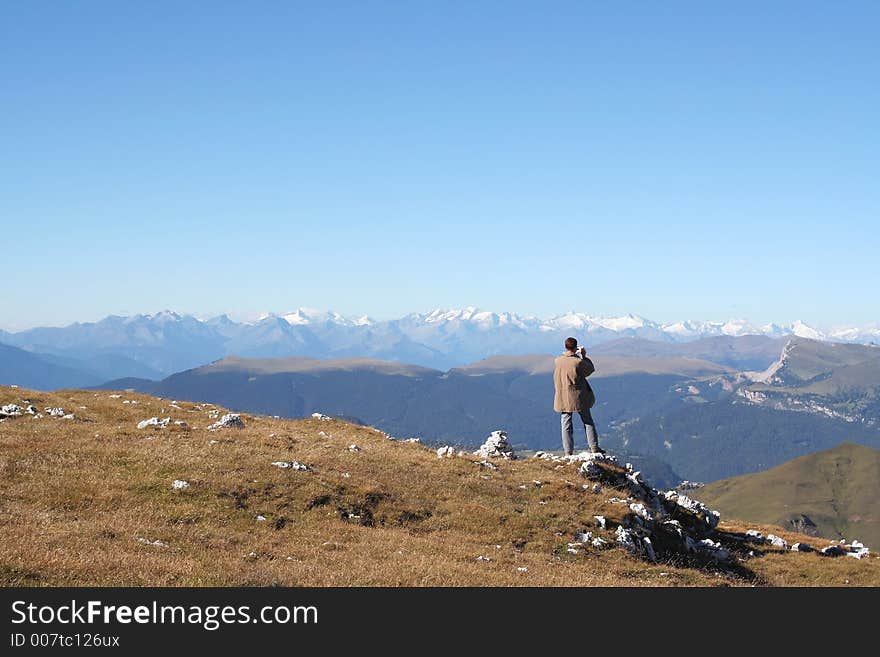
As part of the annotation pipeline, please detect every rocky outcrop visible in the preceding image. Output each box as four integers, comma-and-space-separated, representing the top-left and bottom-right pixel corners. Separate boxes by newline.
577, 456, 735, 564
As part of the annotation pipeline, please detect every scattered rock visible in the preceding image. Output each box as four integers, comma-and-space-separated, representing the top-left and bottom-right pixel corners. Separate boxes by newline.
255, 515, 267, 522
767, 534, 788, 549
821, 545, 846, 557
847, 541, 870, 559
171, 480, 189, 490
137, 417, 170, 429
517, 566, 528, 572
436, 446, 456, 458
208, 413, 245, 430
575, 530, 593, 543
45, 407, 66, 417
137, 537, 168, 548
347, 444, 361, 452
745, 530, 764, 542
473, 430, 516, 459
686, 537, 731, 562
311, 412, 332, 421
62, 413, 75, 420
1, 404, 23, 417
26, 405, 37, 414
475, 459, 499, 471
664, 491, 720, 529
173, 420, 187, 427
791, 542, 815, 552
677, 480, 705, 490
594, 515, 606, 529
271, 460, 310, 471
109, 394, 122, 399
615, 526, 656, 562
629, 503, 653, 522
402, 438, 420, 444
476, 555, 492, 562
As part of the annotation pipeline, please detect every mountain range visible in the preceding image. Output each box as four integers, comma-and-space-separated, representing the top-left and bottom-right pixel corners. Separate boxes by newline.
2, 307, 879, 385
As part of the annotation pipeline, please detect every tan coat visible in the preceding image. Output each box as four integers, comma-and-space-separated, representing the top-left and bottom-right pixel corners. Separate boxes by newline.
553, 353, 596, 412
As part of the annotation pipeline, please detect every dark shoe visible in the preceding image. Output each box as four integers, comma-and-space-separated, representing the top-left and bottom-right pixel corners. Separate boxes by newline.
591, 447, 606, 455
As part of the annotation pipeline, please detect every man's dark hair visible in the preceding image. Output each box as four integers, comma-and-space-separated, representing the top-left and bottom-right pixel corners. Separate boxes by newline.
564, 337, 578, 351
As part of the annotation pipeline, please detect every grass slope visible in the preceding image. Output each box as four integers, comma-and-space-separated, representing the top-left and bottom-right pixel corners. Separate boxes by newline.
693, 442, 880, 548
0, 385, 876, 586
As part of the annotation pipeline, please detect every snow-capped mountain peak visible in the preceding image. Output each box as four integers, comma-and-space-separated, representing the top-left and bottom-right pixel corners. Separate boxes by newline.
788, 320, 824, 340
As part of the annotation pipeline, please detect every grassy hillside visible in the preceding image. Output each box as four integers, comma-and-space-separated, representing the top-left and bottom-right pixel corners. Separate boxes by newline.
0, 385, 876, 586
693, 443, 880, 547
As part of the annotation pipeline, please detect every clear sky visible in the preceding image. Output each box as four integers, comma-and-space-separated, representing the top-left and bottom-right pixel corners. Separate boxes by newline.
2, 2, 878, 330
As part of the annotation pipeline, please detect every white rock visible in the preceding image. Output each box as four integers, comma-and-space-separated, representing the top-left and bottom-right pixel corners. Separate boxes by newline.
664, 491, 721, 528
745, 530, 764, 542
208, 413, 245, 430
137, 417, 170, 429
475, 459, 499, 470
137, 537, 168, 548
347, 444, 361, 452
1, 404, 23, 416
311, 412, 332, 421
629, 503, 652, 521
436, 446, 456, 458
473, 430, 516, 459
566, 451, 618, 464
271, 460, 310, 471
109, 394, 122, 399
476, 555, 492, 562
171, 480, 189, 490
791, 542, 815, 552
173, 420, 188, 427
615, 526, 640, 554
575, 530, 593, 543
62, 414, 75, 420
594, 515, 606, 529
517, 566, 528, 572
26, 405, 38, 414
45, 407, 66, 417
255, 515, 267, 522
767, 534, 788, 549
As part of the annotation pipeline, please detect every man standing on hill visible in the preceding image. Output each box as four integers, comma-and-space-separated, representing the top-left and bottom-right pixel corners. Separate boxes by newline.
553, 337, 604, 456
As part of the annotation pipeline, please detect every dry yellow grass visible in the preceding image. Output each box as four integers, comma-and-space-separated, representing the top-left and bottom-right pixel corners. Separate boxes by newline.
1, 385, 877, 586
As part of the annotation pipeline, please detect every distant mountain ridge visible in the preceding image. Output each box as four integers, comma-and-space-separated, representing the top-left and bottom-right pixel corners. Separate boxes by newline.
2, 307, 878, 381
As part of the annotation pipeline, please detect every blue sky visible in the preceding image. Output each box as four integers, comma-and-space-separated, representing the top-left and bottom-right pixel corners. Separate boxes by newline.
2, 2, 878, 330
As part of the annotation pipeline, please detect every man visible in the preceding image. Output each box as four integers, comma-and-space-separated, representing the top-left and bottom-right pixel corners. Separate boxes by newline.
553, 337, 604, 456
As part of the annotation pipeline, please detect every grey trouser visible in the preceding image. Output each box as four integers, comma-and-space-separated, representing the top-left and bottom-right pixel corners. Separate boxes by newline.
560, 410, 599, 455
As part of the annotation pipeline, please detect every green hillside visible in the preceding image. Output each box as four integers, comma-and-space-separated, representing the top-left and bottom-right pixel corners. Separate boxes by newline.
693, 442, 880, 547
